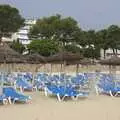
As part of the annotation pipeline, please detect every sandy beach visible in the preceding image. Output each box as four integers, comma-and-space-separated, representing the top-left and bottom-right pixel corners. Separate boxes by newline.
0, 91, 120, 120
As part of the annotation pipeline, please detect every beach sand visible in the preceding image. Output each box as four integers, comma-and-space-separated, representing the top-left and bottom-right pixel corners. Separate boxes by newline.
0, 91, 120, 120
0, 92, 120, 120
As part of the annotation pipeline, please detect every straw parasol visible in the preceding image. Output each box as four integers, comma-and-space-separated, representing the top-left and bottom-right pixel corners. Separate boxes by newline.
24, 53, 47, 64
47, 51, 83, 63
0, 43, 27, 73
99, 55, 120, 73
80, 58, 93, 65
100, 56, 120, 65
65, 58, 93, 73
0, 43, 25, 63
24, 53, 47, 73
47, 51, 83, 73
66, 58, 93, 65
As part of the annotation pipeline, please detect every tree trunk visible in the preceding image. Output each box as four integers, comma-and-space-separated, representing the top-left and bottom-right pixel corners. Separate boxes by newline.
50, 64, 52, 75
60, 63, 62, 73
76, 64, 79, 74
116, 49, 117, 55
112, 49, 116, 56
0, 34, 2, 44
103, 49, 106, 59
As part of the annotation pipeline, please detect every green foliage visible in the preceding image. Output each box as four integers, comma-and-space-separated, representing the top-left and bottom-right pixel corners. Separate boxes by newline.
74, 30, 87, 47
107, 25, 120, 50
27, 39, 59, 56
30, 15, 61, 39
83, 47, 100, 59
1, 5, 120, 59
10, 40, 25, 54
96, 25, 120, 57
30, 14, 80, 44
29, 14, 120, 59
65, 44, 81, 54
0, 5, 24, 38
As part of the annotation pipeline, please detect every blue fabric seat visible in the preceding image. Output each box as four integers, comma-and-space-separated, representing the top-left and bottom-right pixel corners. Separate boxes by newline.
3, 87, 31, 103
0, 95, 8, 104
46, 85, 89, 101
16, 79, 33, 91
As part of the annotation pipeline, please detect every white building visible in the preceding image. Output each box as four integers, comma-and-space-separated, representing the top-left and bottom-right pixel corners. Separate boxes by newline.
100, 48, 120, 59
18, 26, 30, 45
2, 33, 18, 42
17, 19, 36, 45
2, 19, 36, 45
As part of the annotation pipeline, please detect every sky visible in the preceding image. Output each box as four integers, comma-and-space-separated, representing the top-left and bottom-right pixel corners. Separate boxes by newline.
0, 0, 120, 30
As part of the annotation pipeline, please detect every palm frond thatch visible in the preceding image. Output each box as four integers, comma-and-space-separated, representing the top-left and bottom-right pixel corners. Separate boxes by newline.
47, 52, 83, 64
0, 43, 25, 63
24, 53, 47, 64
100, 56, 120, 65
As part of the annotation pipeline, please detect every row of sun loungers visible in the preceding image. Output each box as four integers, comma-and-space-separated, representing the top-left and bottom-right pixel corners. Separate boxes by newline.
0, 72, 120, 104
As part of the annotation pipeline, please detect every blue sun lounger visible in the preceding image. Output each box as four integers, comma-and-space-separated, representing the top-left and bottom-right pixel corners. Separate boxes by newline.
45, 85, 89, 101
96, 74, 120, 96
96, 83, 120, 96
0, 95, 8, 104
16, 79, 33, 91
3, 87, 31, 104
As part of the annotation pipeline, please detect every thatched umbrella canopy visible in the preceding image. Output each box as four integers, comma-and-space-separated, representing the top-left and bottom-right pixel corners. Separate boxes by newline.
65, 58, 93, 73
47, 52, 83, 73
66, 58, 93, 65
47, 52, 83, 63
24, 53, 47, 64
100, 56, 120, 65
0, 43, 25, 63
80, 58, 94, 65
99, 56, 120, 74
23, 53, 47, 76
